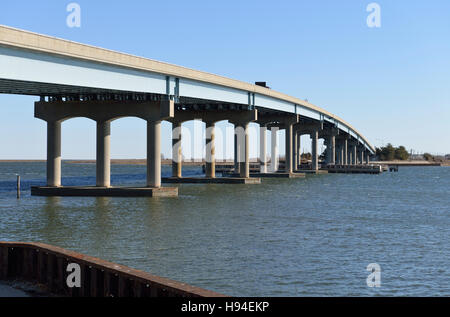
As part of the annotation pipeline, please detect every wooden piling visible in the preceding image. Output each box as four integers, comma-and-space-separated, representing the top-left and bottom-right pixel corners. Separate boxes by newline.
17, 175, 20, 199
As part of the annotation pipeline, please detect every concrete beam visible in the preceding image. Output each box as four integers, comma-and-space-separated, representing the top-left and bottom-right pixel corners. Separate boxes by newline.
256, 113, 298, 127
35, 99, 174, 123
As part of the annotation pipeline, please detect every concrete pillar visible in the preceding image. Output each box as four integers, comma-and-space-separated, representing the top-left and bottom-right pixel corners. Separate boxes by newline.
293, 130, 298, 172
352, 145, 357, 166
96, 121, 111, 187
47, 121, 61, 187
271, 127, 279, 172
147, 120, 161, 188
239, 123, 250, 178
285, 124, 293, 174
343, 139, 348, 165
366, 153, 371, 164
311, 130, 319, 171
205, 122, 216, 178
260, 125, 267, 173
360, 149, 365, 165
297, 132, 302, 169
234, 129, 240, 174
328, 135, 336, 165
172, 122, 182, 178
336, 145, 341, 165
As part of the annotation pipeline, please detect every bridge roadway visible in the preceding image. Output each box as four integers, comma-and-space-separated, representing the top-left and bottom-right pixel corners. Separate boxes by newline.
0, 25, 376, 197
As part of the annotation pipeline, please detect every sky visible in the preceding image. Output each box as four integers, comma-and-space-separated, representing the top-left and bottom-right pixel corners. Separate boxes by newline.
0, 0, 449, 159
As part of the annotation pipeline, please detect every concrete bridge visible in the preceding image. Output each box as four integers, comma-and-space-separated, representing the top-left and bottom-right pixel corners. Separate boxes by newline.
0, 25, 376, 197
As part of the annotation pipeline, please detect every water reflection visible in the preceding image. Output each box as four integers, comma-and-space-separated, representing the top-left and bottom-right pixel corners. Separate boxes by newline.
0, 163, 449, 296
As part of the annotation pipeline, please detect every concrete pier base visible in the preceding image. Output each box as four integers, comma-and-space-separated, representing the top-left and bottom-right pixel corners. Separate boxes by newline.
226, 172, 305, 178
162, 177, 261, 184
326, 165, 382, 174
31, 186, 178, 197
296, 169, 329, 175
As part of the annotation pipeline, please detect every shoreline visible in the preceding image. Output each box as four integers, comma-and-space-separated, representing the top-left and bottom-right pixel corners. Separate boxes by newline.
0, 159, 448, 166
0, 159, 257, 166
370, 161, 446, 166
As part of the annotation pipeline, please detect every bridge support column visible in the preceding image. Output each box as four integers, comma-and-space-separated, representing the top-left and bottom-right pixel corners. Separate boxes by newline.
234, 129, 240, 174
366, 152, 371, 164
47, 121, 62, 187
260, 125, 267, 173
172, 122, 182, 178
96, 121, 111, 187
352, 145, 357, 165
327, 135, 336, 165
360, 149, 365, 165
311, 130, 319, 171
271, 127, 279, 172
343, 139, 348, 165
285, 123, 294, 174
336, 145, 341, 165
147, 120, 161, 188
236, 124, 250, 178
296, 131, 302, 169
205, 122, 216, 178
293, 130, 298, 172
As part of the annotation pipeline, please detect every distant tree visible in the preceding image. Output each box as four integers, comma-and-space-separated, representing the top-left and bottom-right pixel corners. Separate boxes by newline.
376, 144, 409, 161
423, 153, 434, 161
394, 146, 409, 160
381, 143, 395, 161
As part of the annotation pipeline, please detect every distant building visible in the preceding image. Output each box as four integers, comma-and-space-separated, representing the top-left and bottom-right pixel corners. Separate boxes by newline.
445, 154, 450, 160
410, 154, 424, 160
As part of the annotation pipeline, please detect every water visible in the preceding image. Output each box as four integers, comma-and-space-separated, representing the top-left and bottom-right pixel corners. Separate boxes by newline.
0, 162, 449, 296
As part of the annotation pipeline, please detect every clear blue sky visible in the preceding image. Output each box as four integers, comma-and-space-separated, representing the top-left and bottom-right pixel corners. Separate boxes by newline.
1, 0, 449, 159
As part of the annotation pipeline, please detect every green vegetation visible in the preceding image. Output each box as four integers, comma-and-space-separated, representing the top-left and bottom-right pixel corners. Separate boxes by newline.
375, 144, 410, 161
423, 153, 434, 161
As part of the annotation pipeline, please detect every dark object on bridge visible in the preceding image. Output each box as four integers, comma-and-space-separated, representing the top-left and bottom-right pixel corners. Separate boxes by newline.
255, 82, 270, 89
0, 242, 224, 297
389, 165, 399, 172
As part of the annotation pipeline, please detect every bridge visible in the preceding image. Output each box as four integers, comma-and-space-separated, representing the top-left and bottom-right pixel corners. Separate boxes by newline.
0, 25, 376, 197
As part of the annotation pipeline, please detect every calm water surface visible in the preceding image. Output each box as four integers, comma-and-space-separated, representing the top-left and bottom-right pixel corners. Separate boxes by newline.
0, 162, 449, 296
